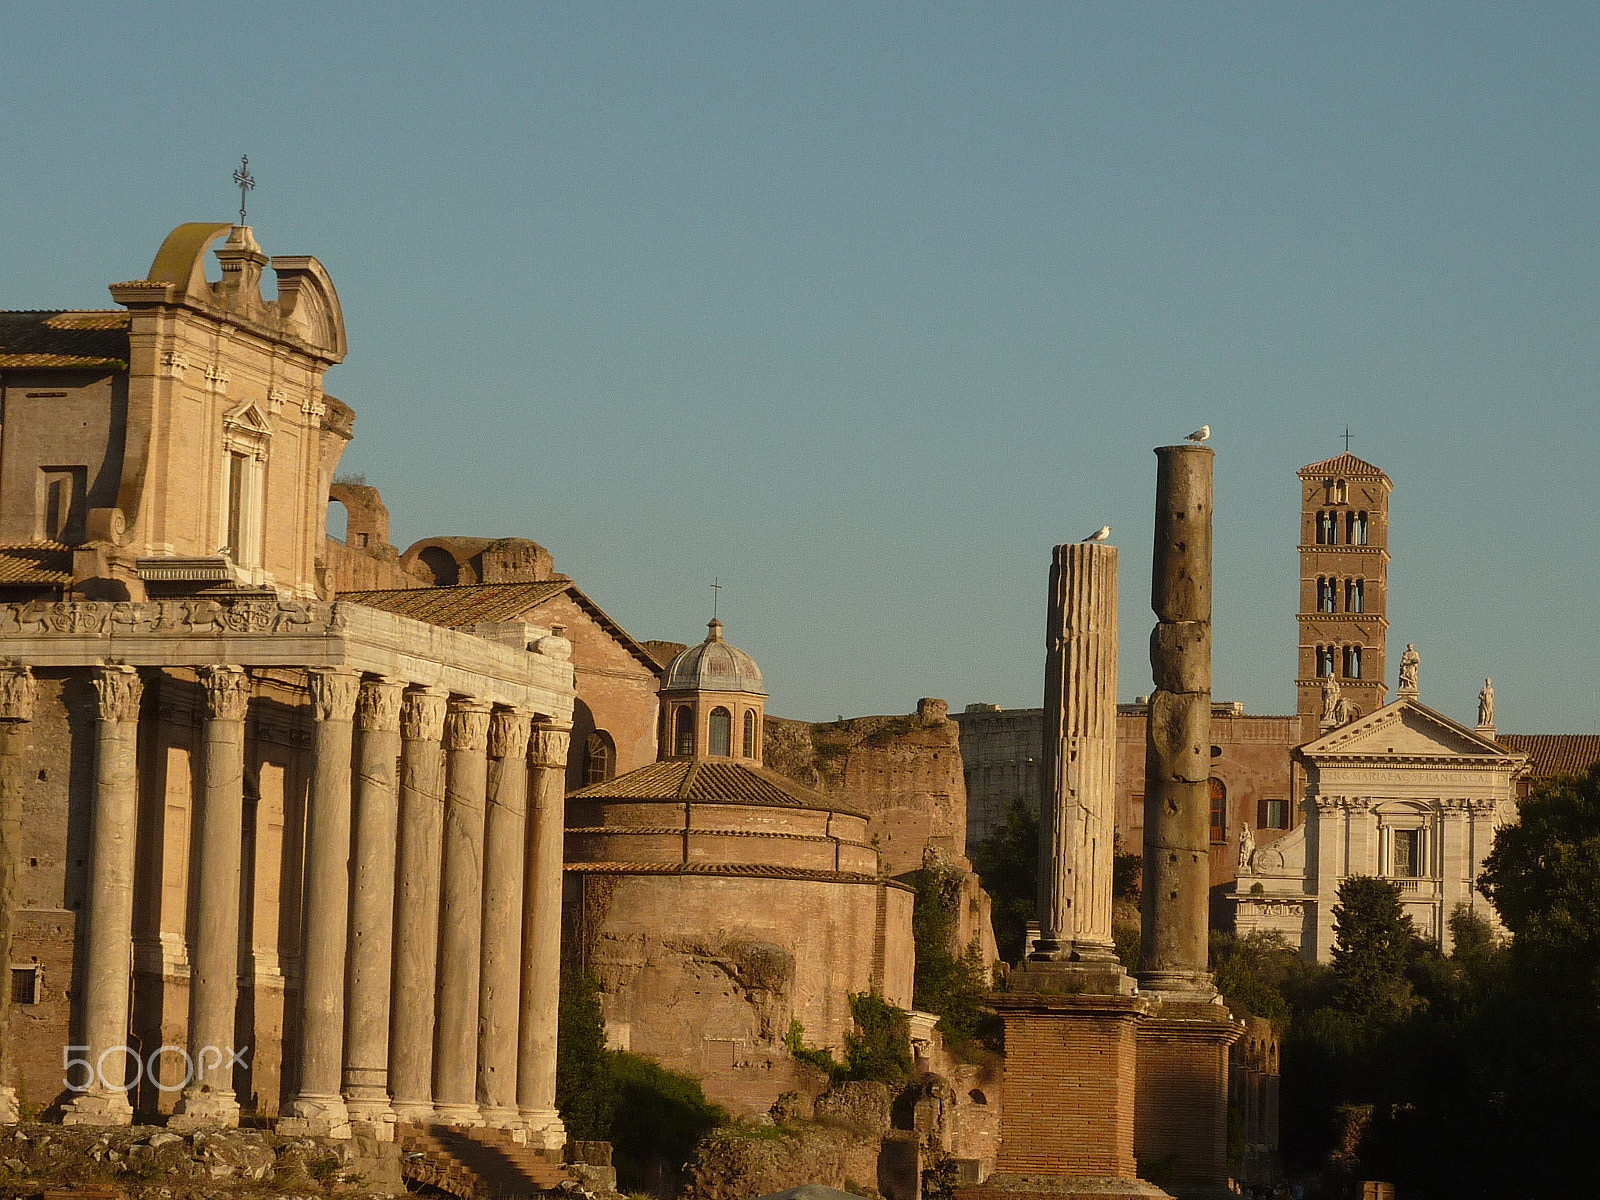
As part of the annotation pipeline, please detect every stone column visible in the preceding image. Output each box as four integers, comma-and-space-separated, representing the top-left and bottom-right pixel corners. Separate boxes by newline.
287, 668, 361, 1135
517, 719, 570, 1148
1032, 542, 1125, 987
173, 665, 250, 1129
344, 677, 402, 1134
390, 686, 447, 1124
0, 663, 36, 1124
478, 707, 530, 1127
433, 697, 491, 1125
1140, 443, 1216, 996
60, 664, 143, 1126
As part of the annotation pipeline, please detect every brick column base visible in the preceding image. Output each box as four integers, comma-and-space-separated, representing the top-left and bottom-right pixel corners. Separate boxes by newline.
1134, 1000, 1243, 1200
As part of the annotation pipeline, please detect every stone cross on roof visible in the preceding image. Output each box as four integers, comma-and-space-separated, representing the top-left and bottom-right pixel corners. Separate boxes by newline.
233, 155, 255, 225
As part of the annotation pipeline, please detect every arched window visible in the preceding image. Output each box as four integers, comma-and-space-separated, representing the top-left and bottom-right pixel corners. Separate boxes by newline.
1209, 778, 1227, 844
1317, 646, 1334, 678
1354, 511, 1370, 545
1333, 479, 1347, 504
708, 707, 732, 757
742, 710, 756, 758
674, 705, 695, 757
1346, 578, 1363, 613
584, 731, 615, 786
1318, 577, 1337, 613
1345, 511, 1358, 544
1315, 511, 1331, 545
1343, 644, 1362, 680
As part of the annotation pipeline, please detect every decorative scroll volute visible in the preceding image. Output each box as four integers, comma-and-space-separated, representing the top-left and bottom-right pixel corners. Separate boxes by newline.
200, 665, 250, 722
400, 688, 448, 743
308, 669, 361, 723
0, 661, 35, 722
93, 664, 144, 724
358, 678, 404, 734
445, 699, 491, 752
488, 708, 531, 761
529, 721, 573, 769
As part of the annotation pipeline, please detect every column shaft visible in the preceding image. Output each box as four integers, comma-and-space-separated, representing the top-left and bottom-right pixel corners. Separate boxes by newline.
517, 721, 570, 1147
0, 665, 36, 1124
1035, 542, 1120, 968
175, 665, 249, 1127
390, 687, 447, 1123
433, 698, 490, 1124
289, 669, 360, 1133
344, 677, 402, 1132
1141, 443, 1216, 997
478, 709, 530, 1125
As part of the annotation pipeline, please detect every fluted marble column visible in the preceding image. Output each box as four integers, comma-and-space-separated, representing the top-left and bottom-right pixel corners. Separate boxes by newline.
478, 707, 530, 1126
1032, 542, 1125, 985
174, 665, 250, 1128
289, 668, 361, 1134
390, 686, 447, 1123
344, 677, 402, 1133
61, 664, 143, 1125
0, 664, 35, 1124
1140, 443, 1217, 997
517, 719, 570, 1147
434, 697, 491, 1125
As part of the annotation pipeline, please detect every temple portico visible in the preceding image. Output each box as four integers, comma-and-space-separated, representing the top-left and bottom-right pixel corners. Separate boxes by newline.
0, 597, 573, 1145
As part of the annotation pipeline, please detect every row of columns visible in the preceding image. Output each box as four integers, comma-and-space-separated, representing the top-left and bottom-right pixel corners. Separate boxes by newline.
48, 662, 569, 1143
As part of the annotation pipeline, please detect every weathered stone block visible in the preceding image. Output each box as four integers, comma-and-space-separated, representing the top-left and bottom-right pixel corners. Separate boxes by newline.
1142, 692, 1210, 787
1147, 623, 1210, 694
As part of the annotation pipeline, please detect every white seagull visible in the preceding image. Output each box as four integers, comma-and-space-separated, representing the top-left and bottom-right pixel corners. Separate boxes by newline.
1186, 424, 1210, 443
1083, 525, 1112, 543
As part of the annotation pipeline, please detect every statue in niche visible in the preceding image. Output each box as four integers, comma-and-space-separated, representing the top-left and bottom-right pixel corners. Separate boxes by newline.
1321, 675, 1341, 724
1479, 678, 1495, 727
1334, 697, 1360, 726
1398, 643, 1420, 692
1238, 821, 1256, 872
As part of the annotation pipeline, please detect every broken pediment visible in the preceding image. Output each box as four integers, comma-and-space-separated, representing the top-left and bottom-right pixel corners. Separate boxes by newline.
1301, 698, 1513, 762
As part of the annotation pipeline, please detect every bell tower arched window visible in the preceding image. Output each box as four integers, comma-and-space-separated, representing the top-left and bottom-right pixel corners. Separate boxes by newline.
674, 705, 695, 757
1318, 577, 1337, 613
1354, 511, 1369, 545
1343, 644, 1362, 679
708, 707, 732, 757
1346, 578, 1363, 613
1317, 645, 1335, 678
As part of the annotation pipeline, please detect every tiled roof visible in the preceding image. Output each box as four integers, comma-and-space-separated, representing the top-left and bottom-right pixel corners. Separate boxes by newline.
339, 581, 571, 625
0, 542, 72, 586
1298, 452, 1388, 479
570, 758, 866, 816
0, 311, 129, 369
1498, 735, 1600, 779
564, 861, 887, 886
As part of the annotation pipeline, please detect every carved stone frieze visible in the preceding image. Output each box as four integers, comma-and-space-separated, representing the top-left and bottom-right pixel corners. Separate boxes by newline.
0, 598, 346, 637
358, 678, 404, 733
201, 665, 250, 722
445, 699, 491, 752
400, 688, 448, 743
529, 722, 573, 769
307, 669, 361, 723
488, 708, 531, 760
162, 350, 191, 378
93, 664, 144, 724
0, 661, 35, 722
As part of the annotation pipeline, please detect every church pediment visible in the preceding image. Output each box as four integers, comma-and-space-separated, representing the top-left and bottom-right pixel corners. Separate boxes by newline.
1300, 698, 1516, 762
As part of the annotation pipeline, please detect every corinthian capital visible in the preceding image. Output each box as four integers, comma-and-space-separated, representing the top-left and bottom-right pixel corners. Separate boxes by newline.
93, 664, 143, 724
489, 708, 531, 760
529, 721, 573, 769
445, 698, 491, 752
358, 677, 404, 733
307, 668, 361, 722
0, 661, 36, 722
201, 665, 250, 722
400, 688, 448, 743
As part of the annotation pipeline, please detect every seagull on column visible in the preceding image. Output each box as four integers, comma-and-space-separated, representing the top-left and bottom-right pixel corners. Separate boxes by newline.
1186, 424, 1210, 443
1083, 526, 1112, 543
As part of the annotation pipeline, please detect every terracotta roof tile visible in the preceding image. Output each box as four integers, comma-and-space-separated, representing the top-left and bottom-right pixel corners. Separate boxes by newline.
339, 581, 571, 625
1298, 452, 1389, 479
570, 758, 866, 816
0, 542, 72, 586
0, 310, 129, 370
1498, 735, 1600, 779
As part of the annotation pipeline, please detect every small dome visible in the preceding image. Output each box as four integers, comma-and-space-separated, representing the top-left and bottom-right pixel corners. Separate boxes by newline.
662, 619, 766, 695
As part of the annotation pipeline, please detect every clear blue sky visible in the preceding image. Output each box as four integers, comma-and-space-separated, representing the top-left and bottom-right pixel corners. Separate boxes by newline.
4, 4, 1597, 731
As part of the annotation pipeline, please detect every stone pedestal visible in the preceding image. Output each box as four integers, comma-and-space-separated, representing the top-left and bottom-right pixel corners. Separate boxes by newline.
1134, 1001, 1242, 1200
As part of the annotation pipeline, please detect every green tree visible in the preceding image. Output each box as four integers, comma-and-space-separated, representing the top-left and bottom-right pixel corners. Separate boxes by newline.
843, 992, 913, 1085
1329, 875, 1418, 1023
970, 799, 1038, 963
555, 965, 617, 1138
910, 863, 992, 1050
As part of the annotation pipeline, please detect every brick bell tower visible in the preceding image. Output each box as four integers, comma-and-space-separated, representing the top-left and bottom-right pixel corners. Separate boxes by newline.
1296, 452, 1393, 742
